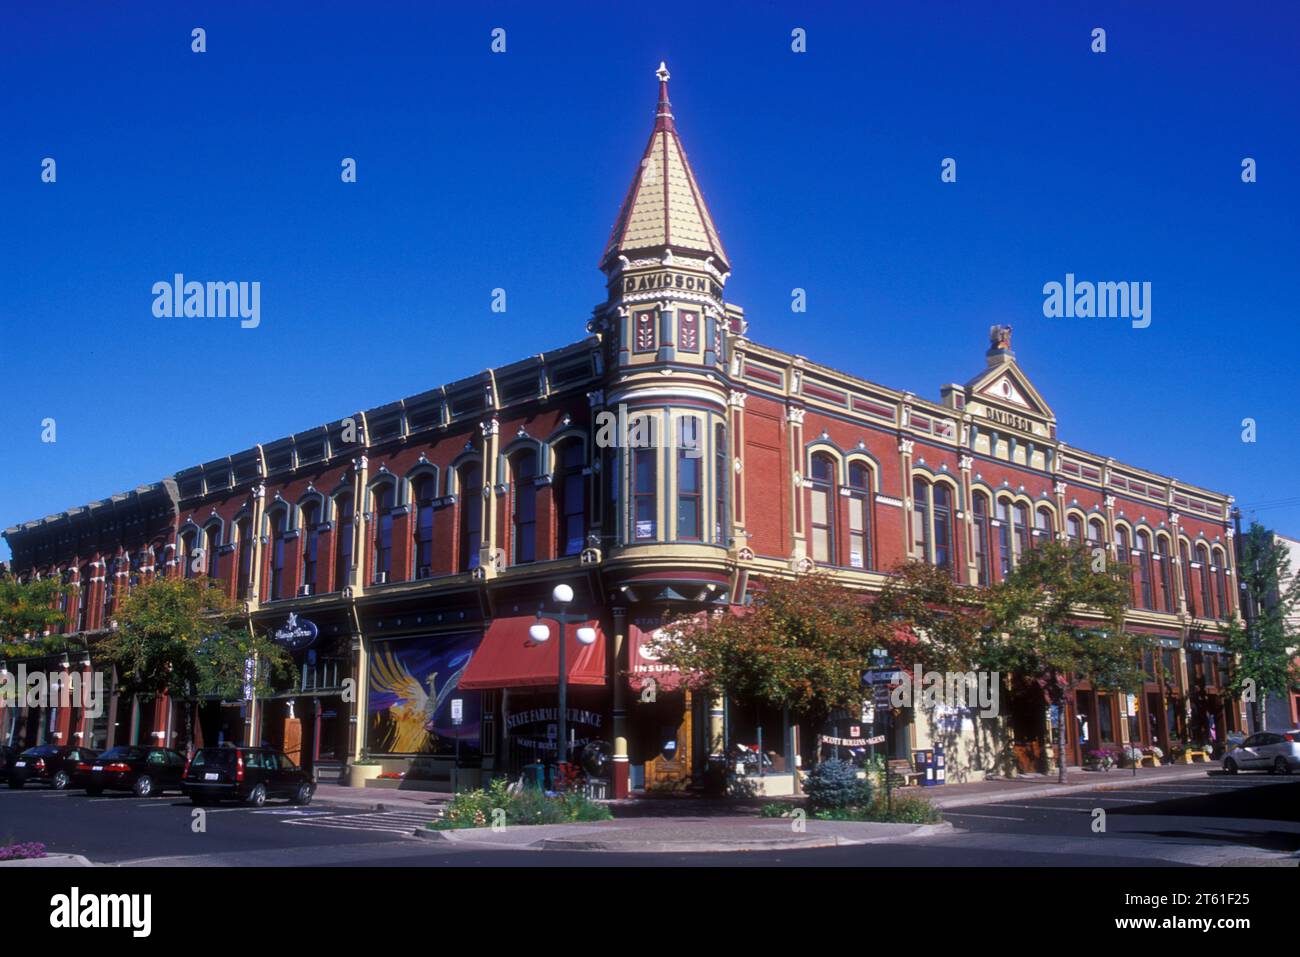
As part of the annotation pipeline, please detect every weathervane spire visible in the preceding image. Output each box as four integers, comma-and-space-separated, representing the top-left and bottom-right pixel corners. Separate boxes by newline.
655, 61, 673, 131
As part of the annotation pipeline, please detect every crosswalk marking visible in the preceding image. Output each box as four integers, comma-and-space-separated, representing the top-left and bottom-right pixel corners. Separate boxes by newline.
283, 809, 436, 836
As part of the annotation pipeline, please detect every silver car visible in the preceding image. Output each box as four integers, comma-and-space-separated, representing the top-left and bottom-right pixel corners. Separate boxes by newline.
1221, 730, 1299, 774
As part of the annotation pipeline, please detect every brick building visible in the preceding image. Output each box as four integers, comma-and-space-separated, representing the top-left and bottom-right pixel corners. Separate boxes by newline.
2, 65, 1244, 795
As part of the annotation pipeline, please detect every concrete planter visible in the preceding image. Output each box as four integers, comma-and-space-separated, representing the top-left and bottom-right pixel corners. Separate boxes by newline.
345, 763, 383, 787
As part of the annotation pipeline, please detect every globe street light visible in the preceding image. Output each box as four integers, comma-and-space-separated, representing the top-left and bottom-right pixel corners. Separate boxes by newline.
529, 583, 597, 770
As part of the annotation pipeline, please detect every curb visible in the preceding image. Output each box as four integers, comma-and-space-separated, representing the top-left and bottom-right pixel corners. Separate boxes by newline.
410, 820, 952, 853
0, 853, 95, 867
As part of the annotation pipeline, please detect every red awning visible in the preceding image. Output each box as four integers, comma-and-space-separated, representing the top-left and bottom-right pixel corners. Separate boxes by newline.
460, 615, 606, 690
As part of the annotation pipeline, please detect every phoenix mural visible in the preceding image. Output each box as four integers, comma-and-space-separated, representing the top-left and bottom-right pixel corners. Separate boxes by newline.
366, 632, 481, 755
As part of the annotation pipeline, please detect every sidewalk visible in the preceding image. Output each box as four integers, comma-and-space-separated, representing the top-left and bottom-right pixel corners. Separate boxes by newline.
929, 762, 1220, 809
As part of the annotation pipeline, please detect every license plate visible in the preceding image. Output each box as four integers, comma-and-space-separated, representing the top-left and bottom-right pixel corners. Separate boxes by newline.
204, 772, 219, 781
92, 765, 103, 772
14, 761, 25, 767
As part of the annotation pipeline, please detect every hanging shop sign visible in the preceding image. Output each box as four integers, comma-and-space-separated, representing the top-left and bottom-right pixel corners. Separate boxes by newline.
272, 613, 318, 651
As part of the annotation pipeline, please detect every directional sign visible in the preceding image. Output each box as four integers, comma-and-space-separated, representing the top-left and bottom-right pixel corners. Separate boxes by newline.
862, 669, 905, 686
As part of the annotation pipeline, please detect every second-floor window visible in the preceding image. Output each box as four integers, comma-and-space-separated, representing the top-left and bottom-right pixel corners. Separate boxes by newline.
1213, 549, 1229, 619
76, 565, 90, 631
235, 519, 253, 600
676, 419, 702, 542
810, 453, 835, 564
301, 503, 320, 594
269, 511, 288, 600
632, 437, 657, 540
413, 476, 436, 578
1156, 536, 1173, 612
458, 464, 482, 572
995, 499, 1012, 578
511, 453, 537, 564
181, 530, 197, 579
557, 441, 586, 556
1135, 530, 1154, 610
847, 462, 871, 569
1196, 544, 1213, 618
714, 424, 729, 545
1180, 541, 1195, 616
913, 479, 956, 576
973, 492, 992, 584
204, 524, 222, 580
373, 484, 395, 583
334, 494, 353, 592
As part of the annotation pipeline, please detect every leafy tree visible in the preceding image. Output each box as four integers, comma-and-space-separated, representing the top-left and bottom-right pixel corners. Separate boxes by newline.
871, 560, 990, 673
98, 576, 291, 753
0, 573, 78, 660
983, 540, 1147, 782
651, 573, 892, 742
1224, 522, 1300, 729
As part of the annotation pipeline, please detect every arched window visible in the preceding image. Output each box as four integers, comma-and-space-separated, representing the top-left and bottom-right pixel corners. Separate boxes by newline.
1180, 541, 1194, 616
268, 509, 288, 600
632, 431, 657, 540
1087, 519, 1104, 550
76, 565, 90, 632
810, 453, 836, 563
510, 452, 537, 564
235, 518, 253, 600
934, 485, 955, 574
301, 502, 321, 594
204, 524, 222, 580
1135, 530, 1154, 609
457, 464, 482, 572
1067, 514, 1083, 545
1197, 543, 1213, 618
913, 479, 956, 577
152, 544, 166, 580
1213, 549, 1229, 619
372, 482, 396, 583
180, 529, 198, 580
1033, 506, 1054, 546
714, 423, 729, 545
334, 493, 354, 592
1156, 536, 1173, 612
557, 441, 586, 556
1116, 526, 1133, 603
972, 492, 992, 584
1012, 503, 1029, 560
847, 462, 872, 569
413, 474, 437, 578
995, 498, 1012, 578
102, 556, 118, 621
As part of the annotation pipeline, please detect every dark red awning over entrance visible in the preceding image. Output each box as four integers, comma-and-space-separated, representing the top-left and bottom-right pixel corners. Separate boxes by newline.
460, 615, 606, 690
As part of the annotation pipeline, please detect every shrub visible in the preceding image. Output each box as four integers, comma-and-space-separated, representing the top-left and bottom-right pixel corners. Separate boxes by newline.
811, 793, 942, 824
803, 758, 870, 810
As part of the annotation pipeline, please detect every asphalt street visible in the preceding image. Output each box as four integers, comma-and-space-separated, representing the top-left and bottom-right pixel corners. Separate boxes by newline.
1, 771, 1296, 867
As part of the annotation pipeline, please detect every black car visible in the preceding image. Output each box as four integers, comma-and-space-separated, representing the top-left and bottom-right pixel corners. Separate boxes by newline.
76, 746, 188, 797
181, 747, 315, 807
7, 745, 100, 789
0, 745, 19, 780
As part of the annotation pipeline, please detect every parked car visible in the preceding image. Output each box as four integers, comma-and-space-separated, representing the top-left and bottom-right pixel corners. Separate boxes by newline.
6, 746, 101, 789
181, 747, 315, 806
75, 746, 187, 797
1222, 730, 1299, 774
0, 745, 19, 780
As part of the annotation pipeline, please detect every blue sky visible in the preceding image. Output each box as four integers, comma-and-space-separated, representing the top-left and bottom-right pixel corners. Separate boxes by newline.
2, 1, 1297, 560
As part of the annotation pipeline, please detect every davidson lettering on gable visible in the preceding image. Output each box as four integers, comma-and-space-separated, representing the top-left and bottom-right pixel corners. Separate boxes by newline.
622, 271, 721, 298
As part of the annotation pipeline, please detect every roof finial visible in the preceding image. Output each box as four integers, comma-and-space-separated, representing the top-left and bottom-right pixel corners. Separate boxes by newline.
654, 61, 673, 130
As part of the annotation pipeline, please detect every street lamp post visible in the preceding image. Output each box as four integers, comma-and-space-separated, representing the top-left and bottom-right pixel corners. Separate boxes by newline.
529, 583, 597, 770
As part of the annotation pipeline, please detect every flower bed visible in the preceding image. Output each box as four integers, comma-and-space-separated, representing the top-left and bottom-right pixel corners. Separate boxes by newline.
0, 842, 47, 861
430, 777, 613, 830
